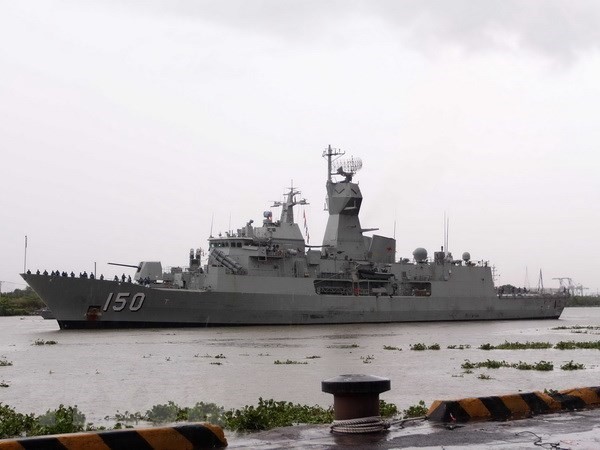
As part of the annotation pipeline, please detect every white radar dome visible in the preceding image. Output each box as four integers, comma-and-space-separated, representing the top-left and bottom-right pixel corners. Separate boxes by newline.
413, 247, 428, 263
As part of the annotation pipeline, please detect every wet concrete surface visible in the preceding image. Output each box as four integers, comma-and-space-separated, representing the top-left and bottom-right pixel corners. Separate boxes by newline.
230, 409, 600, 449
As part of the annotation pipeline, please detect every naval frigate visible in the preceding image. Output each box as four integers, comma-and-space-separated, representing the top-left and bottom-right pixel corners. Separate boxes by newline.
22, 146, 567, 329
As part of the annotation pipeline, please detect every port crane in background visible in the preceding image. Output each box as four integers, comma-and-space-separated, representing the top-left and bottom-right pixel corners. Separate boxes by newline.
553, 277, 577, 296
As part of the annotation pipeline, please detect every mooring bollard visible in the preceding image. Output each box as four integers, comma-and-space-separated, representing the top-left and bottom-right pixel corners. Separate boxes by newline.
322, 374, 391, 433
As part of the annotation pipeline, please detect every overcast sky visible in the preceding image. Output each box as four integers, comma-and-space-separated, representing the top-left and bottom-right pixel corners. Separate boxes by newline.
1, 0, 599, 294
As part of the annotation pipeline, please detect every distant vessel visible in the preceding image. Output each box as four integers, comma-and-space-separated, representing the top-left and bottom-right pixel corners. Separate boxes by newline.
22, 146, 567, 329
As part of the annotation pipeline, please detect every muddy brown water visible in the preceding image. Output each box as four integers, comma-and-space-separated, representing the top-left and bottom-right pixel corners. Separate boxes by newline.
1, 308, 599, 426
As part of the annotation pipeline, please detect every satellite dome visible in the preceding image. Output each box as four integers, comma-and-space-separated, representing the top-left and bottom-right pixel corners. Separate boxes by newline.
462, 252, 471, 262
413, 247, 428, 263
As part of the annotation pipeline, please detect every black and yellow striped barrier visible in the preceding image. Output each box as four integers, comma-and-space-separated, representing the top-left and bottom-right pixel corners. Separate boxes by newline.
428, 386, 600, 422
0, 422, 227, 450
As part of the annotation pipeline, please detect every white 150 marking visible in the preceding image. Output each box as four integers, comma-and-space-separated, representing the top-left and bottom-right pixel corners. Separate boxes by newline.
102, 292, 146, 312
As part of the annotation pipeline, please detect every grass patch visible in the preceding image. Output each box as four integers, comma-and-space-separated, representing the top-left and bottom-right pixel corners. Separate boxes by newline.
327, 344, 359, 349
0, 360, 13, 367
447, 344, 471, 349
361, 355, 374, 364
477, 374, 492, 380
305, 355, 321, 359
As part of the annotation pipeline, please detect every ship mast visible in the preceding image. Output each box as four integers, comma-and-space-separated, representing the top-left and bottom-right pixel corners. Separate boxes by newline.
272, 182, 308, 224
322, 144, 345, 183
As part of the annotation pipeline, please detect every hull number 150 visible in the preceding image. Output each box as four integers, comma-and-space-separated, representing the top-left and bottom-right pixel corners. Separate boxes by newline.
102, 292, 146, 312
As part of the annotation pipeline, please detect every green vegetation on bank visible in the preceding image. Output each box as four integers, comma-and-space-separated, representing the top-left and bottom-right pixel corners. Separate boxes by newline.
0, 398, 425, 437
565, 296, 600, 307
0, 288, 44, 316
0, 404, 94, 439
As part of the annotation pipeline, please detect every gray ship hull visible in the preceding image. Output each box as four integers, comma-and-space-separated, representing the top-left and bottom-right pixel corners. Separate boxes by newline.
22, 274, 567, 329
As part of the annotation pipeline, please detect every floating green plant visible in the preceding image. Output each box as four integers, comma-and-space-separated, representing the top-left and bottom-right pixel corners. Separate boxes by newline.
33, 340, 57, 346
383, 345, 402, 351
462, 359, 554, 371
360, 355, 374, 364
552, 325, 600, 330
555, 340, 600, 350
479, 341, 552, 350
477, 374, 492, 380
447, 344, 471, 349
327, 344, 359, 349
0, 360, 13, 367
305, 355, 321, 359
560, 360, 585, 370
461, 359, 510, 369
513, 360, 553, 371
273, 359, 308, 365
410, 343, 440, 351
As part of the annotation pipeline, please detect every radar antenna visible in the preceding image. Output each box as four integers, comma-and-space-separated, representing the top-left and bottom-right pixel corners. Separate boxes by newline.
322, 145, 363, 182
335, 156, 362, 181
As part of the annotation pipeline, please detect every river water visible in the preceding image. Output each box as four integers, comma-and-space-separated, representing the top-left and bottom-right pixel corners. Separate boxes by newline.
1, 308, 599, 426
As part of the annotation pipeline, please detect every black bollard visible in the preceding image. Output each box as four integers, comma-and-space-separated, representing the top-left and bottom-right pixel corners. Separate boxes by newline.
322, 374, 390, 421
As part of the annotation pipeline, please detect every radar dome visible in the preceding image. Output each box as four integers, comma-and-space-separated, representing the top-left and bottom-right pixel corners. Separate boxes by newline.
462, 252, 471, 262
413, 247, 428, 263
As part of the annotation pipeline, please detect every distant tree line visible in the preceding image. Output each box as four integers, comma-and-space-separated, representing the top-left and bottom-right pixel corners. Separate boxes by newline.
0, 287, 45, 316
566, 296, 600, 307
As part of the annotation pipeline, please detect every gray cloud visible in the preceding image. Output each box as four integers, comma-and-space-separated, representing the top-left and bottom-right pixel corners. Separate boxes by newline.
125, 0, 600, 61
